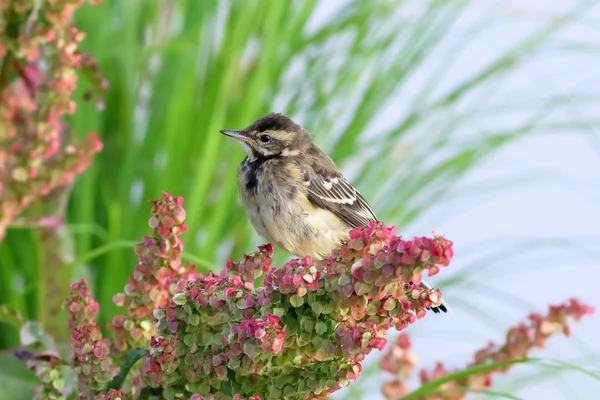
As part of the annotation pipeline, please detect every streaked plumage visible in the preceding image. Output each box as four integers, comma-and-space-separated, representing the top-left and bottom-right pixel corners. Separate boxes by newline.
221, 113, 449, 313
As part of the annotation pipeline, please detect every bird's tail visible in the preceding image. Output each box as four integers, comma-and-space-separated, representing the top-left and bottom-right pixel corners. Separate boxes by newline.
419, 280, 450, 314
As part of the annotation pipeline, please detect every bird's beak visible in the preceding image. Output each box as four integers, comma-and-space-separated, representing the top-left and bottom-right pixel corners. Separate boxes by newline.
220, 129, 254, 144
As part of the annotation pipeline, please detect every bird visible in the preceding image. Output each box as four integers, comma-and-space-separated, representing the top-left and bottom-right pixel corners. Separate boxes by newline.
220, 112, 449, 313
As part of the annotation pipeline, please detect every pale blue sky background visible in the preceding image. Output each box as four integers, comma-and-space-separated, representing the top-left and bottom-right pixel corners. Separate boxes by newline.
321, 1, 600, 399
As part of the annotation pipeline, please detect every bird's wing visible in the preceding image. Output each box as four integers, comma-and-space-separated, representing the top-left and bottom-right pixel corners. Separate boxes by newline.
305, 169, 377, 229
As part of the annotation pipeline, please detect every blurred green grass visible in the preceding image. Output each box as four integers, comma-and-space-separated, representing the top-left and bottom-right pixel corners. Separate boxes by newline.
0, 0, 599, 398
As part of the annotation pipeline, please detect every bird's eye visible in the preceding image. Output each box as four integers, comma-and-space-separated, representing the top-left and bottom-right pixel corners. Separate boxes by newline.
260, 134, 271, 143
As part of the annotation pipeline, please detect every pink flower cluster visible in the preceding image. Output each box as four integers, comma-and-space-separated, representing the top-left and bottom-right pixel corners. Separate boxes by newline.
140, 336, 181, 389
109, 192, 197, 352
18, 191, 593, 400
140, 193, 454, 399
380, 299, 595, 399
0, 0, 105, 241
65, 278, 117, 399
15, 191, 454, 399
17, 278, 117, 399
66, 279, 101, 330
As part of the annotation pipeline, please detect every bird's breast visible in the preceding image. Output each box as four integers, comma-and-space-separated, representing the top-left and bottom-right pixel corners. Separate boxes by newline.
238, 163, 349, 258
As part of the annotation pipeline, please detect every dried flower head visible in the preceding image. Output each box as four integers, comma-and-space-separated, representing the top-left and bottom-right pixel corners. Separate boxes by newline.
380, 299, 595, 399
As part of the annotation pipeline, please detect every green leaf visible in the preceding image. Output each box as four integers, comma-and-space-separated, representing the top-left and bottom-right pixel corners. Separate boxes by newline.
107, 347, 149, 391
0, 351, 37, 400
289, 295, 304, 308
315, 321, 328, 336
172, 293, 187, 306
310, 301, 324, 316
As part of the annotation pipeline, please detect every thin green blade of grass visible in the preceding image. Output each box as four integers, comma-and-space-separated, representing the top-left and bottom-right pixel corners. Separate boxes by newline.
400, 359, 529, 399
500, 356, 600, 393
443, 388, 526, 400
400, 357, 599, 400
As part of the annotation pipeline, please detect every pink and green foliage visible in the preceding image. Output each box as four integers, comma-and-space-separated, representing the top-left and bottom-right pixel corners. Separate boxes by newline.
139, 194, 452, 399
66, 279, 116, 397
18, 191, 452, 399
0, 0, 106, 341
0, 0, 105, 241
14, 192, 593, 400
109, 194, 198, 354
380, 299, 594, 399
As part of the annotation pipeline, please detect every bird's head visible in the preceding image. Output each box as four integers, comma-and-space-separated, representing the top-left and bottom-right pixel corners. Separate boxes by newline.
220, 113, 311, 159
